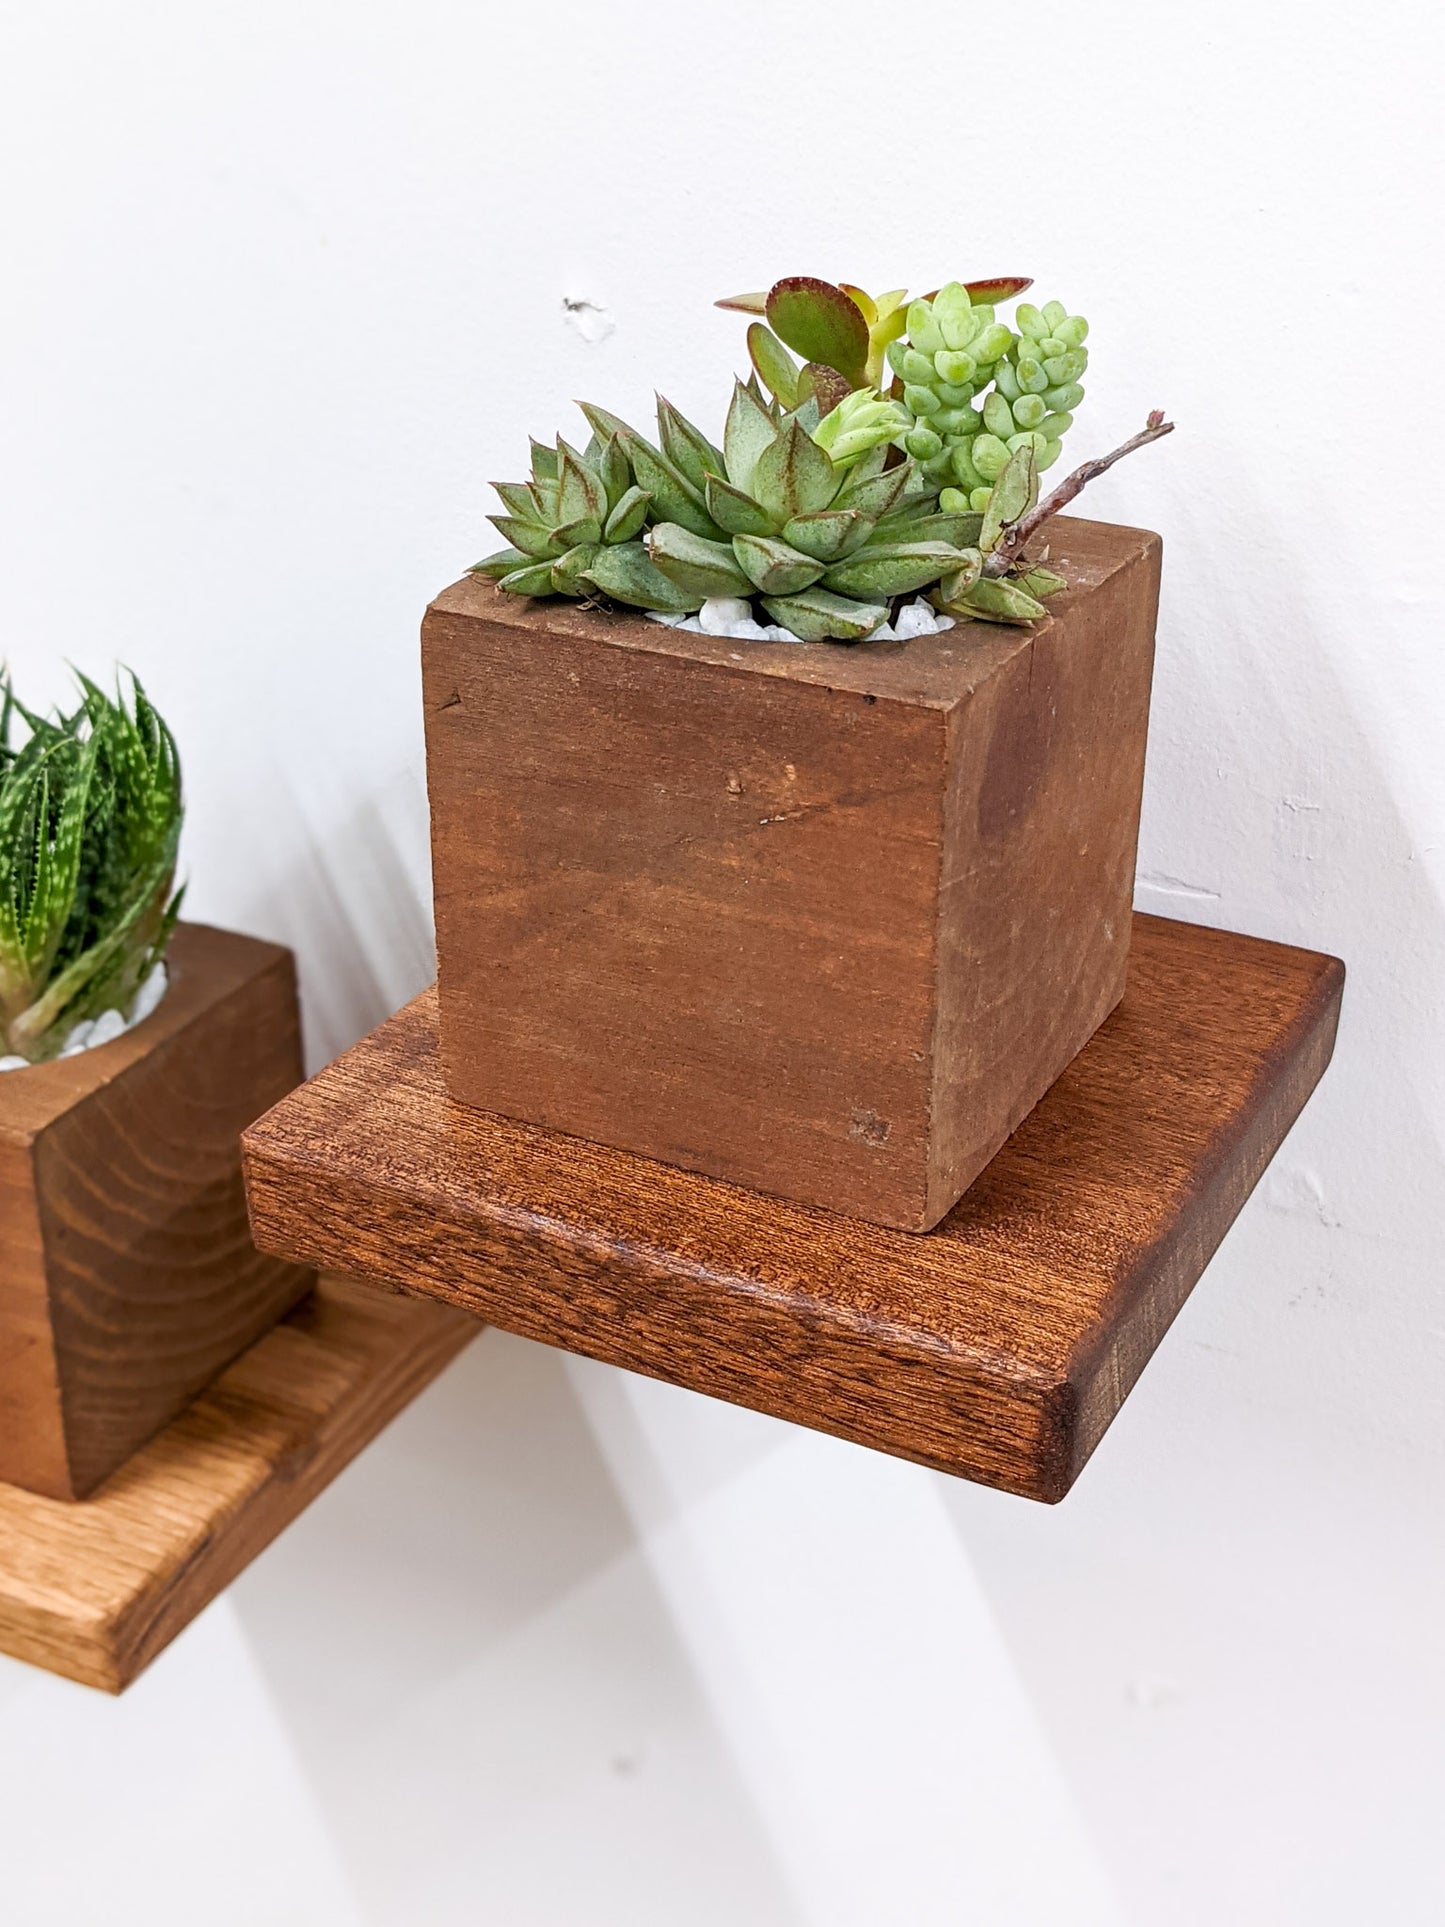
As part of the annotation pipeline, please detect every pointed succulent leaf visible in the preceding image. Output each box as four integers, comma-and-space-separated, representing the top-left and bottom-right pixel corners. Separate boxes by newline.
823, 541, 965, 599
582, 540, 702, 614
493, 481, 544, 519
656, 398, 726, 494
1020, 565, 1067, 600
760, 589, 887, 643
550, 544, 602, 595
877, 511, 984, 549
598, 434, 633, 511
931, 551, 984, 613
733, 534, 827, 596
765, 278, 869, 385
603, 484, 651, 544
979, 444, 1039, 553
575, 403, 643, 457
715, 290, 769, 314
489, 514, 563, 559
751, 418, 837, 525
780, 509, 870, 564
833, 461, 909, 520
961, 576, 1047, 623
552, 514, 603, 550
623, 437, 725, 540
723, 378, 779, 494
529, 438, 559, 483
470, 546, 534, 580
747, 324, 801, 408
556, 441, 607, 527
647, 523, 753, 599
499, 560, 558, 596
705, 474, 776, 538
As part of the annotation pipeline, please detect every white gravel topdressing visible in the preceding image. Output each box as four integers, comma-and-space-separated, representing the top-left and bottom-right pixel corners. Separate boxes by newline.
646, 595, 956, 643
0, 962, 169, 1074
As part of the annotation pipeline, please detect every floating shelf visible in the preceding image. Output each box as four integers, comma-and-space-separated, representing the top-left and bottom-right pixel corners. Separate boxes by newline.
243, 915, 1343, 1503
0, 1277, 475, 1692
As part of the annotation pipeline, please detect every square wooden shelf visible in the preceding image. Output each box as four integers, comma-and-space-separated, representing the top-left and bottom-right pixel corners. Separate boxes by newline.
0, 1277, 476, 1692
242, 915, 1343, 1503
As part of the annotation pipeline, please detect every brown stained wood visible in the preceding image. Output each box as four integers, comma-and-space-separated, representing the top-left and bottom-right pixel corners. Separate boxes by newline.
422, 515, 1162, 1232
242, 914, 1345, 1503
0, 923, 315, 1499
0, 1274, 476, 1693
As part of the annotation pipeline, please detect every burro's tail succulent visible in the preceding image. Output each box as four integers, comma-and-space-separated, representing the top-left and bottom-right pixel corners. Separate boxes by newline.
469, 429, 697, 614
641, 382, 982, 641
932, 411, 1175, 625
893, 284, 1089, 513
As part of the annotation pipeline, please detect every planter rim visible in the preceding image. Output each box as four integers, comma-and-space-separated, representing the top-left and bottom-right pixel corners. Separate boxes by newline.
0, 923, 292, 1140
430, 515, 1159, 714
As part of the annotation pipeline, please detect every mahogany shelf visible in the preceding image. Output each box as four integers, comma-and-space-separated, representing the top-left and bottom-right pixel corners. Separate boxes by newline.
242, 915, 1344, 1503
0, 1276, 475, 1693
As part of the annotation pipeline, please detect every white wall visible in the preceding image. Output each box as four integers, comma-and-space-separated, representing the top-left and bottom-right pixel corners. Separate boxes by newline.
2, 3, 1443, 1921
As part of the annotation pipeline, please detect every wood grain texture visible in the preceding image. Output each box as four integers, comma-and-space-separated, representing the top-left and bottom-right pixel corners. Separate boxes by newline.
0, 1274, 476, 1693
0, 923, 315, 1499
243, 914, 1345, 1503
422, 514, 1161, 1231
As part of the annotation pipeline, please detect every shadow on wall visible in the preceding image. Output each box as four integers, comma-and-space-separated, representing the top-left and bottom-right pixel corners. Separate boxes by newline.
947, 509, 1445, 1927
235, 758, 438, 1074
225, 1333, 805, 1927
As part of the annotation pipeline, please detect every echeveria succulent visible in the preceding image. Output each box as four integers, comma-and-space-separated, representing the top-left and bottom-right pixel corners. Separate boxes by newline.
642, 382, 978, 641
894, 284, 1089, 511
470, 429, 697, 613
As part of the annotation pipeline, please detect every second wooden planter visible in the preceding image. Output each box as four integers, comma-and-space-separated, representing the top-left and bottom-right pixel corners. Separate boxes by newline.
422, 514, 1162, 1231
0, 923, 314, 1499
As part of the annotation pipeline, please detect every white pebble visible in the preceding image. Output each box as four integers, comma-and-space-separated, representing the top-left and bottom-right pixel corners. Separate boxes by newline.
60, 1019, 95, 1056
131, 963, 168, 1026
698, 597, 754, 635
0, 1055, 29, 1074
88, 1008, 128, 1048
893, 599, 939, 639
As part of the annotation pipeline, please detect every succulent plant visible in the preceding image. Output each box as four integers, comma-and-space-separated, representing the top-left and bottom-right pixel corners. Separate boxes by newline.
717, 275, 1033, 408
638, 382, 980, 641
929, 444, 1065, 626
0, 671, 183, 1065
892, 285, 1089, 513
470, 429, 698, 614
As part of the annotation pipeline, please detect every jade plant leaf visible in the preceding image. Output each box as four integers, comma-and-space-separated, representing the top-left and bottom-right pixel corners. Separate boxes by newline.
765, 278, 870, 387
747, 323, 802, 409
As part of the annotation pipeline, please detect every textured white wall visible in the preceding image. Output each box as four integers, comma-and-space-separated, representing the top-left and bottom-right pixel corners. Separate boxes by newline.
2, 2, 1443, 1921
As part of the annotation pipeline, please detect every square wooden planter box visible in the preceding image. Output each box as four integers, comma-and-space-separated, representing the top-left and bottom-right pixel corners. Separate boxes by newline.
0, 923, 315, 1500
422, 514, 1162, 1232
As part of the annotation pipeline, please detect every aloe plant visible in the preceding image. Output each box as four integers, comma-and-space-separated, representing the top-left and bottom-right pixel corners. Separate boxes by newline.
0, 671, 183, 1065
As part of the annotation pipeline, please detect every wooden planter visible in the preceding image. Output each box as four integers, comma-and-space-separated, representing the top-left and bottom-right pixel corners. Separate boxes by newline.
422, 514, 1162, 1232
0, 923, 314, 1499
